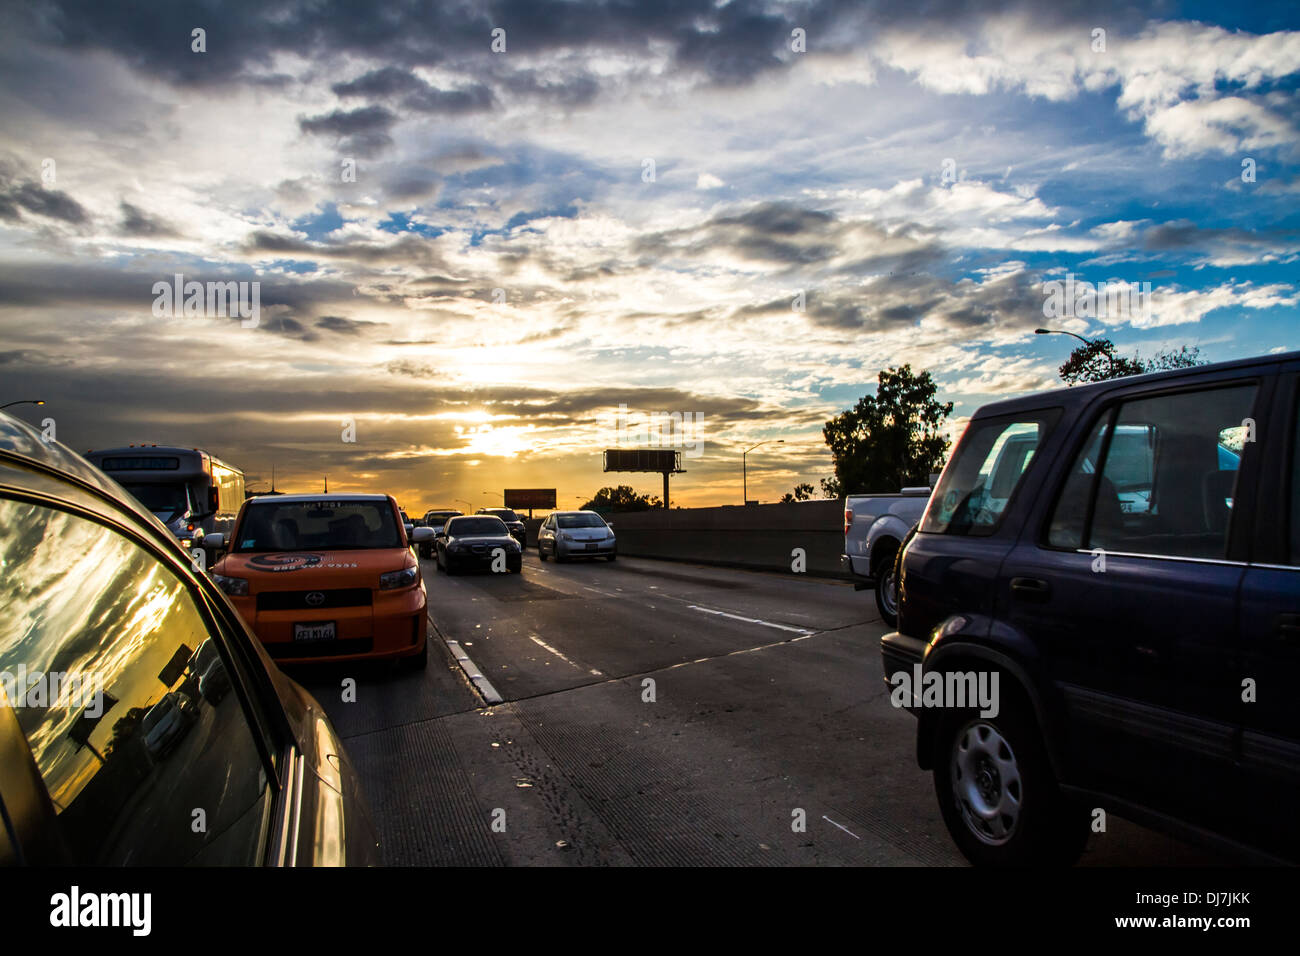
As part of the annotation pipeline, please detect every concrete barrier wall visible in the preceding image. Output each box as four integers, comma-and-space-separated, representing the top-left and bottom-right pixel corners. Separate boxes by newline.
525, 501, 846, 577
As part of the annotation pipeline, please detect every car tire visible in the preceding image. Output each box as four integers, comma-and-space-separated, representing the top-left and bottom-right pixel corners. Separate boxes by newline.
874, 544, 899, 628
606, 554, 617, 562
508, 558, 522, 574
538, 545, 548, 562
932, 692, 1088, 867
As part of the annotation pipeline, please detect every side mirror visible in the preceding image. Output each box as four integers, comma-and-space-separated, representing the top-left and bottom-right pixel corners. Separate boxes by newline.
202, 533, 226, 551
606, 521, 614, 529
411, 527, 434, 543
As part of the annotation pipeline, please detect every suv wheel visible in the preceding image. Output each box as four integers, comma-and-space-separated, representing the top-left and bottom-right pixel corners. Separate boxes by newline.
933, 697, 1088, 866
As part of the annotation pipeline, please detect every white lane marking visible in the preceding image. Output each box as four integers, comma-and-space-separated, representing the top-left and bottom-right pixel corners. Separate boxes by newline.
822, 815, 861, 840
687, 605, 814, 635
434, 615, 503, 705
529, 635, 603, 676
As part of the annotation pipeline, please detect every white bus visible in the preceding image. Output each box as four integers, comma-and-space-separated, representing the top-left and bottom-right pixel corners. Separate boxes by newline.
86, 445, 245, 548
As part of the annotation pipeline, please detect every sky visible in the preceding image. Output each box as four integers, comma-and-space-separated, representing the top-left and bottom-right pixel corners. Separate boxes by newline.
0, 0, 1297, 512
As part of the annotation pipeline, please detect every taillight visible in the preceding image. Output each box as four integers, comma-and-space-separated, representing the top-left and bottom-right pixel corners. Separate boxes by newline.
844, 508, 852, 536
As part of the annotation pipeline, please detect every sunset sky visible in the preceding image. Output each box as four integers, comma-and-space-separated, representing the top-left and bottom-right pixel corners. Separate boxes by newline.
1, 0, 1297, 512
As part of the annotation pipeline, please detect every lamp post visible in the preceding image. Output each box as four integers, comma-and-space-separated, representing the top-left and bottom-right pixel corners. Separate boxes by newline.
454, 498, 473, 511
1035, 327, 1114, 376
0, 399, 45, 410
742, 439, 784, 505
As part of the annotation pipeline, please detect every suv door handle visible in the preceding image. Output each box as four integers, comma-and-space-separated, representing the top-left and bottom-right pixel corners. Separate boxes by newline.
1279, 614, 1300, 644
1010, 577, 1051, 601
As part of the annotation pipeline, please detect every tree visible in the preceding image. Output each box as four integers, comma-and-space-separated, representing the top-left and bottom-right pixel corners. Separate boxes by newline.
580, 485, 661, 512
1057, 339, 1206, 385
822, 365, 954, 496
779, 482, 815, 503
1144, 345, 1205, 372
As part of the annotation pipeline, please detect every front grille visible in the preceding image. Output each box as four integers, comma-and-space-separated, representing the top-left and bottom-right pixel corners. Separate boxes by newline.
256, 588, 373, 611
268, 638, 374, 659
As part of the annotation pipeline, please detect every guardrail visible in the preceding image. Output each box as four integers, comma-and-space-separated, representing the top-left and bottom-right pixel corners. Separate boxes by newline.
525, 501, 846, 577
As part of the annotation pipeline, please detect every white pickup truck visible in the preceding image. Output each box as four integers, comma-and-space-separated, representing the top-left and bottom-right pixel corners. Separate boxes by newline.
841, 486, 932, 627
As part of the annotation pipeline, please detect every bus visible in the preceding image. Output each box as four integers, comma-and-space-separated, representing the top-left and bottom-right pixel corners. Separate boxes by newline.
86, 446, 245, 549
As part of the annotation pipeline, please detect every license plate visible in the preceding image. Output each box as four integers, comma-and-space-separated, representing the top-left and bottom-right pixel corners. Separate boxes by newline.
585, 541, 598, 550
294, 621, 336, 642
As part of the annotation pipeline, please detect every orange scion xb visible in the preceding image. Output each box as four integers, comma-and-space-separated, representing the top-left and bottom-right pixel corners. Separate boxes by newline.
204, 494, 433, 669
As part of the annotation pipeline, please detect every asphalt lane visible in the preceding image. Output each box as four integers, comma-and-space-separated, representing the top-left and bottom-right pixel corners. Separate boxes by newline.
293, 553, 1226, 866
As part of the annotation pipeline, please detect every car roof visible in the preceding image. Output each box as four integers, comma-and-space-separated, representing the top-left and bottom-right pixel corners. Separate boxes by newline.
551, 510, 601, 516
244, 493, 391, 503
0, 412, 182, 553
972, 349, 1297, 419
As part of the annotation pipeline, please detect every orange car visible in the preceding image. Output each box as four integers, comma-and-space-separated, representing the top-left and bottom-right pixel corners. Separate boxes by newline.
204, 494, 433, 668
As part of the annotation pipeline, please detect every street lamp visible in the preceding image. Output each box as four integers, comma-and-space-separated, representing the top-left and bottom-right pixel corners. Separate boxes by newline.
1035, 327, 1114, 376
454, 498, 473, 511
0, 399, 45, 410
742, 439, 784, 505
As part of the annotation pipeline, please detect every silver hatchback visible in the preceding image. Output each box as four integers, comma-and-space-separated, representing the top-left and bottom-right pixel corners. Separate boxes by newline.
538, 510, 616, 562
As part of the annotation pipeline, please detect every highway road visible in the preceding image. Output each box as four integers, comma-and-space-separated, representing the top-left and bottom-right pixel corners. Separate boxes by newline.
294, 554, 1225, 866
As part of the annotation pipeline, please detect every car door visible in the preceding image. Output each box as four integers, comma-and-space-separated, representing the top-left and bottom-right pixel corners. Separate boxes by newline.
0, 493, 277, 864
998, 377, 1264, 838
1236, 365, 1300, 860
899, 410, 1062, 646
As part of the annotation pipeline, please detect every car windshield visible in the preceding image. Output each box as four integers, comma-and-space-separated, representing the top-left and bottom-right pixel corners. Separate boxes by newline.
234, 499, 402, 551
448, 517, 508, 536
123, 482, 190, 519
557, 513, 606, 529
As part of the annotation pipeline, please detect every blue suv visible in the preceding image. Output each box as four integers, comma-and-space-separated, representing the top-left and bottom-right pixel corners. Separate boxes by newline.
882, 350, 1300, 865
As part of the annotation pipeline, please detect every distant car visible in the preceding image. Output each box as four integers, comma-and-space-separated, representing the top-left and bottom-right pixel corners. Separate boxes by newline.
142, 691, 194, 759
881, 349, 1300, 866
476, 507, 527, 547
205, 493, 434, 669
419, 509, 463, 558
0, 410, 379, 865
538, 511, 616, 562
436, 515, 522, 574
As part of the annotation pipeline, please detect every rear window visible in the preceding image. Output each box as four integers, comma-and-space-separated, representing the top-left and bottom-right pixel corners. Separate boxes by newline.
447, 517, 508, 535
557, 513, 607, 529
235, 499, 402, 550
921, 410, 1061, 536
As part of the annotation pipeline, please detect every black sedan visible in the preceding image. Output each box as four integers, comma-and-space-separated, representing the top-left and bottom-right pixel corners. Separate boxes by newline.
436, 515, 523, 574
476, 507, 527, 547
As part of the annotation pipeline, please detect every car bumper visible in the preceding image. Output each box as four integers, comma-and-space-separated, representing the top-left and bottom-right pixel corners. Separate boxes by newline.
557, 540, 616, 557
235, 590, 428, 664
841, 553, 875, 589
880, 630, 927, 715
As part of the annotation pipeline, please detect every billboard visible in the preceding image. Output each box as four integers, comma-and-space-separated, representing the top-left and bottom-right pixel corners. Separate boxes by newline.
504, 488, 557, 509
603, 449, 682, 473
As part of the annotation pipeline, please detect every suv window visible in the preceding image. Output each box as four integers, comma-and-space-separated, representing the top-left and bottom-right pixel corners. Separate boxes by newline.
921, 411, 1060, 536
0, 498, 273, 864
1047, 384, 1257, 559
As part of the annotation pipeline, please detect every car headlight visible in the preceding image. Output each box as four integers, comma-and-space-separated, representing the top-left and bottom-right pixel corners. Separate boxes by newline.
212, 574, 248, 597
560, 532, 575, 541
380, 567, 419, 590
